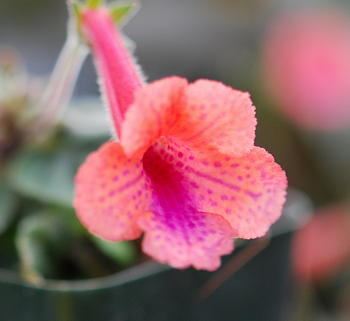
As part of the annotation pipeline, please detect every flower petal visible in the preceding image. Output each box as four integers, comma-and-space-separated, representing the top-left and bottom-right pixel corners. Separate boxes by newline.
121, 77, 256, 159
175, 79, 257, 157
74, 141, 152, 241
139, 144, 235, 270
139, 211, 234, 271
121, 77, 188, 158
292, 206, 350, 281
150, 139, 287, 239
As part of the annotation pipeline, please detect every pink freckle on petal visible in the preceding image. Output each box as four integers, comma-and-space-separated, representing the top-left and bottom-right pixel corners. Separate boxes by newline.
178, 152, 184, 158
176, 161, 184, 168
113, 176, 119, 182
214, 161, 222, 167
190, 181, 199, 188
189, 156, 195, 160
207, 189, 213, 194
188, 222, 195, 228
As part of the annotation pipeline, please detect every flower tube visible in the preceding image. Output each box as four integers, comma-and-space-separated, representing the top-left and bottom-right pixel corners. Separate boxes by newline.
74, 3, 287, 271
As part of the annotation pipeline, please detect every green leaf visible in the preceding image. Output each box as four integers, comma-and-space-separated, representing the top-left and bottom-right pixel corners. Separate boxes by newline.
8, 149, 77, 206
49, 204, 85, 236
109, 1, 139, 26
87, 0, 103, 8
7, 121, 107, 207
92, 236, 137, 266
15, 211, 70, 284
0, 183, 17, 234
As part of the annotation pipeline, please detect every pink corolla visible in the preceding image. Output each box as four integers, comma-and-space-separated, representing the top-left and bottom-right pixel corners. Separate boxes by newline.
263, 10, 350, 130
292, 206, 350, 282
74, 5, 287, 270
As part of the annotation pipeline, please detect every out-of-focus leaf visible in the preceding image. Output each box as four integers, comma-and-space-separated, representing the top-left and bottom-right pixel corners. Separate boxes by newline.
87, 0, 103, 8
92, 236, 137, 266
8, 149, 77, 206
6, 121, 108, 205
7, 132, 97, 207
109, 2, 139, 26
0, 182, 17, 234
15, 211, 70, 284
49, 204, 85, 236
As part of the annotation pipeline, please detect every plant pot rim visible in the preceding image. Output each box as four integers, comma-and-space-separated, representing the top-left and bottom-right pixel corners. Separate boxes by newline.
0, 260, 169, 292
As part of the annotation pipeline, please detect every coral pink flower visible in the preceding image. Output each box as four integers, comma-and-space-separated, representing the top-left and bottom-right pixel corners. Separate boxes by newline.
292, 206, 350, 282
263, 10, 350, 130
74, 6, 287, 270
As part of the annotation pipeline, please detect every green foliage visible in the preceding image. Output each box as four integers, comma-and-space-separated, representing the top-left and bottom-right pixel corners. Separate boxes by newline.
15, 211, 72, 283
92, 236, 137, 266
109, 2, 139, 26
1, 98, 138, 282
8, 149, 77, 206
7, 124, 107, 208
87, 0, 103, 8
0, 183, 17, 234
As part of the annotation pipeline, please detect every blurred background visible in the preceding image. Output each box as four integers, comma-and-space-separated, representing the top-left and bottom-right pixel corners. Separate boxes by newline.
2, 0, 350, 320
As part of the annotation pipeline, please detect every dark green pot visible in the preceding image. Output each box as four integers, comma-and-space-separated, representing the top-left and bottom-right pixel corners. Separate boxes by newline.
0, 233, 292, 321
0, 190, 308, 321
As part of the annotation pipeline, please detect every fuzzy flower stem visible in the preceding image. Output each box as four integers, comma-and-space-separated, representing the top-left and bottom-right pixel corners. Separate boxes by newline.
33, 27, 88, 136
81, 7, 143, 136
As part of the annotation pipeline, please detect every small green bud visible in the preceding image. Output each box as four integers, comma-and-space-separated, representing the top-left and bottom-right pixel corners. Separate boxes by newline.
109, 1, 139, 26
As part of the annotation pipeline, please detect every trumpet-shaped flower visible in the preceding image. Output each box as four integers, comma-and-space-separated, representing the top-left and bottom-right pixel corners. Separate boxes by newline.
292, 206, 350, 282
263, 9, 350, 130
74, 6, 287, 270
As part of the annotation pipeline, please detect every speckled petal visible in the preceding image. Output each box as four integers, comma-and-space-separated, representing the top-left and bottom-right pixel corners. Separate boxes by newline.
121, 77, 188, 158
139, 211, 234, 271
150, 139, 287, 239
121, 77, 256, 159
139, 144, 235, 270
74, 141, 152, 241
175, 79, 257, 157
